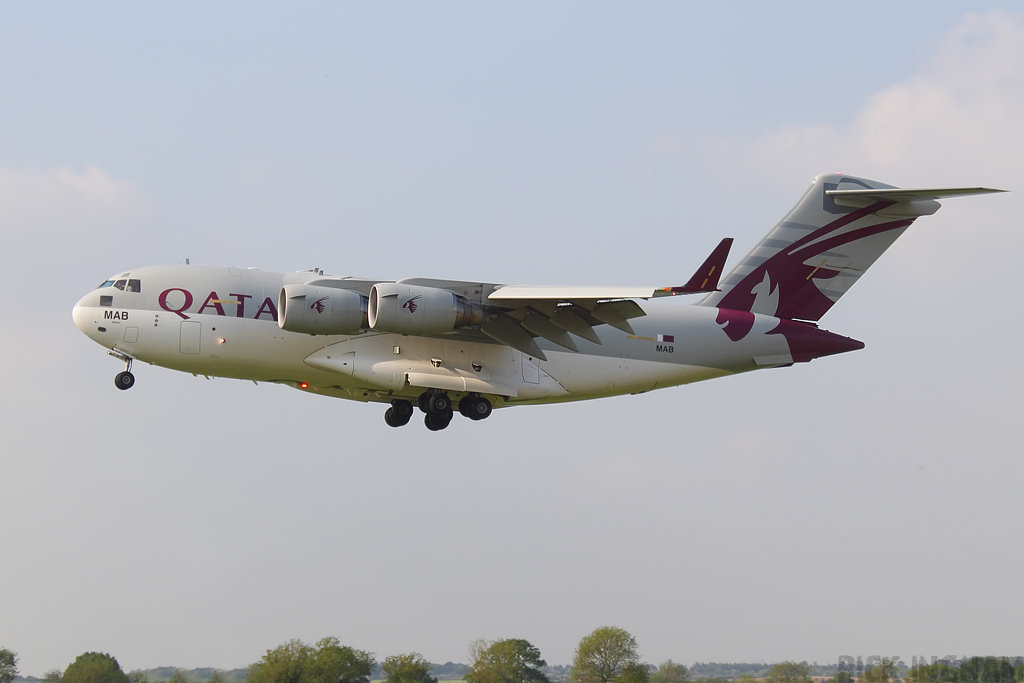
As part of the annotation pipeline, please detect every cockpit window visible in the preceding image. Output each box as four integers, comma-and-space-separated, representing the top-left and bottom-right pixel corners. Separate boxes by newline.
100, 295, 113, 307
126, 279, 141, 293
97, 280, 115, 289
113, 280, 127, 290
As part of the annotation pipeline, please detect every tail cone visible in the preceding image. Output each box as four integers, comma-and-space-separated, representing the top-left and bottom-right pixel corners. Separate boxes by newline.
770, 318, 865, 363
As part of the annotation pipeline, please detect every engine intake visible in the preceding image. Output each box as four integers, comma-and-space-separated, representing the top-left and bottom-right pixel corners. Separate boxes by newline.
369, 283, 483, 335
278, 284, 366, 335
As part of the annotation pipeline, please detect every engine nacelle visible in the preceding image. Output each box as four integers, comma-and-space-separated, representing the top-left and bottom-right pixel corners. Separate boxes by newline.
369, 283, 483, 335
278, 284, 366, 335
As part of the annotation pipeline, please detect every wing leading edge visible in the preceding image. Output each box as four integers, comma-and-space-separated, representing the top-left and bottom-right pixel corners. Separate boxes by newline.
294, 238, 733, 361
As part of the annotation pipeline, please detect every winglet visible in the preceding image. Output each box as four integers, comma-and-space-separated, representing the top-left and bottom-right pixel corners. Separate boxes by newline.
661, 237, 733, 295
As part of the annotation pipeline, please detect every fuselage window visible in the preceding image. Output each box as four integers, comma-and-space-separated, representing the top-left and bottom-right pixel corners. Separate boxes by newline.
113, 280, 127, 290
97, 280, 115, 289
100, 295, 113, 307
127, 279, 141, 293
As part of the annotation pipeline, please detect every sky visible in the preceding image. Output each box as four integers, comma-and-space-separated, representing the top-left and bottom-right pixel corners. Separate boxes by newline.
2, 1, 1023, 676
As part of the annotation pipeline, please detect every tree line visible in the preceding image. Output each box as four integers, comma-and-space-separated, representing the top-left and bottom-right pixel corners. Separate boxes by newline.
4, 633, 1024, 683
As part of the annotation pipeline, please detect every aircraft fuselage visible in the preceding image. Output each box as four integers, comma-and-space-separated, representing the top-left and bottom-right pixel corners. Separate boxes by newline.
72, 264, 860, 411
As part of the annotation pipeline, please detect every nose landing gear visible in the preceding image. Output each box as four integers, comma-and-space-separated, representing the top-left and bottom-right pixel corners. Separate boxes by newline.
110, 352, 135, 391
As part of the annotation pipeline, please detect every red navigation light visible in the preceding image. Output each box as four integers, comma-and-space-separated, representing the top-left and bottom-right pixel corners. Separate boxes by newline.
300, 382, 308, 389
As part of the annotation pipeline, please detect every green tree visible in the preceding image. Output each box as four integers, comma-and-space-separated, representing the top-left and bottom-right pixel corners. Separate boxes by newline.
61, 653, 132, 683
306, 638, 375, 683
127, 673, 148, 683
618, 664, 650, 683
209, 672, 226, 683
169, 671, 189, 683
862, 660, 899, 683
467, 639, 550, 683
0, 649, 18, 683
907, 663, 958, 683
571, 627, 642, 683
832, 672, 854, 683
44, 669, 64, 683
960, 658, 1017, 683
248, 640, 309, 683
764, 662, 812, 683
651, 661, 688, 683
247, 638, 374, 683
1014, 663, 1023, 683
382, 654, 436, 683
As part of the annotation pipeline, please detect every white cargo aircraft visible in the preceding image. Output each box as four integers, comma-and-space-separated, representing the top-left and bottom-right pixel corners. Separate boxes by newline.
73, 173, 1002, 430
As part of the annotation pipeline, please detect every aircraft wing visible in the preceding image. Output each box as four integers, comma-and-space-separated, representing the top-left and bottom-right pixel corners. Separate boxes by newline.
404, 238, 733, 360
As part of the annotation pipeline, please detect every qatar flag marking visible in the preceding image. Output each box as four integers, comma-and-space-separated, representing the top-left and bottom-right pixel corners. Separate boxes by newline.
657, 334, 674, 343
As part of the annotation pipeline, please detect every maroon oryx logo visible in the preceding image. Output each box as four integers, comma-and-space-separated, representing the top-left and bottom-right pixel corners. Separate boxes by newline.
402, 295, 422, 314
309, 296, 329, 314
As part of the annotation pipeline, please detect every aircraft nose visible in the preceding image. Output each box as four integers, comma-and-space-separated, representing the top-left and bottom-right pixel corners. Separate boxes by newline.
72, 293, 95, 335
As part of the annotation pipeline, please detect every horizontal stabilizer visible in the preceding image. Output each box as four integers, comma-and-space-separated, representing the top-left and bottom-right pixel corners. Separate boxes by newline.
827, 187, 1006, 217
826, 187, 1005, 200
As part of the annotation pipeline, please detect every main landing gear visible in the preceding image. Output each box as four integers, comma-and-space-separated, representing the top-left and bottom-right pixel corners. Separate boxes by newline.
112, 353, 135, 391
383, 399, 414, 427
382, 391, 493, 430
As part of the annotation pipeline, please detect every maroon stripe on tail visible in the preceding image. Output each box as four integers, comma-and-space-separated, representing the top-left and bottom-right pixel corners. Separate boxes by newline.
716, 202, 911, 321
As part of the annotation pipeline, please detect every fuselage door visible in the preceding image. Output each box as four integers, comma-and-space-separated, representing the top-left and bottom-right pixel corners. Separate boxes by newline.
180, 321, 201, 354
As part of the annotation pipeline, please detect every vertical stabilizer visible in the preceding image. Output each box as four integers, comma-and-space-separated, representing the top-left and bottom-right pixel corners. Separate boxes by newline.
699, 174, 1002, 321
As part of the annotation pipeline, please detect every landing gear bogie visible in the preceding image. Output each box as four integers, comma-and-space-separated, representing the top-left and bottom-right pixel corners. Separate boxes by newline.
459, 394, 492, 421
424, 412, 453, 431
384, 399, 414, 428
404, 391, 493, 430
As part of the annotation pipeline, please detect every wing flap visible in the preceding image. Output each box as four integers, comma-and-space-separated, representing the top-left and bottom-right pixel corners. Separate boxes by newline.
481, 315, 548, 361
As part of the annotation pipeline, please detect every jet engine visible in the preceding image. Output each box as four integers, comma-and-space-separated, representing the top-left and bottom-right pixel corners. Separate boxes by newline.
278, 284, 366, 335
369, 283, 483, 335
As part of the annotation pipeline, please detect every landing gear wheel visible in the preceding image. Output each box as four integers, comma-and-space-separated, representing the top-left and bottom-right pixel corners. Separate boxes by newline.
427, 393, 451, 415
385, 407, 412, 427
391, 399, 414, 421
417, 392, 430, 414
114, 371, 135, 390
458, 396, 472, 418
385, 400, 413, 427
468, 396, 492, 421
424, 413, 452, 431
